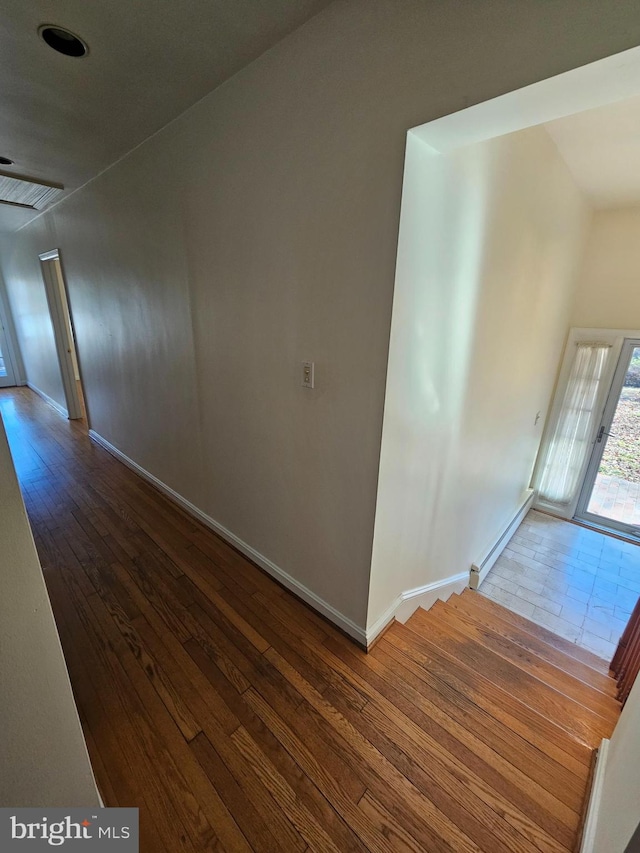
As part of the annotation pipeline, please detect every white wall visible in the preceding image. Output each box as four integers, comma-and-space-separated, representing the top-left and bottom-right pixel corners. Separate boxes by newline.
592, 678, 640, 852
0, 413, 99, 806
1, 250, 62, 400
367, 126, 589, 628
2, 0, 640, 633
0, 267, 24, 384
572, 206, 640, 329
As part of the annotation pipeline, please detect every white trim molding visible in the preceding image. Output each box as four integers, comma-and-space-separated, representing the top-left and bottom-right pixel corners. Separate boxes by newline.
366, 571, 469, 648
470, 489, 536, 590
88, 428, 480, 650
39, 249, 84, 421
580, 738, 610, 853
88, 429, 368, 646
27, 382, 68, 419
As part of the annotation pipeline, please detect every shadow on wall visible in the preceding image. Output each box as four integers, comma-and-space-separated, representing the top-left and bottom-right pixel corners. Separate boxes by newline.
367, 73, 596, 636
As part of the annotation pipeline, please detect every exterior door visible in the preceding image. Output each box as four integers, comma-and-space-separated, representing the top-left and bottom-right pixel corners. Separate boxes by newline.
575, 338, 640, 537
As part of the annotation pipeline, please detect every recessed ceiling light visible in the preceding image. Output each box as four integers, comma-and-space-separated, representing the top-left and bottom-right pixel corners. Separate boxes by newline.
0, 157, 13, 166
38, 25, 88, 58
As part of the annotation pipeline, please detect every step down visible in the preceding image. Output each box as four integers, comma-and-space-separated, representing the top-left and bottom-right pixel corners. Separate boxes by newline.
374, 580, 621, 853
450, 591, 616, 695
405, 609, 611, 745
463, 588, 610, 674
432, 604, 619, 725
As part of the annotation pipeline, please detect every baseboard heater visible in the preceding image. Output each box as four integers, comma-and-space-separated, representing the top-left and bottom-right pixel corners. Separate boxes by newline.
469, 489, 535, 590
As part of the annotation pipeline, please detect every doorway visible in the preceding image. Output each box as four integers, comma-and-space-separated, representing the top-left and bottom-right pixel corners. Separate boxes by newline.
0, 316, 17, 387
522, 331, 640, 656
39, 250, 87, 423
576, 338, 640, 537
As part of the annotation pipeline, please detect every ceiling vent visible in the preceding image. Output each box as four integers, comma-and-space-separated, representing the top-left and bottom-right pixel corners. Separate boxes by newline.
0, 171, 64, 210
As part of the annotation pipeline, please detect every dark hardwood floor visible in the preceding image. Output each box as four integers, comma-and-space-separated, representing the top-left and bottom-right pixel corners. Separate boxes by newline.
0, 387, 619, 852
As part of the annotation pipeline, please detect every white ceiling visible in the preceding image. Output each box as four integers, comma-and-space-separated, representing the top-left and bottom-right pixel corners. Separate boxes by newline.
0, 0, 333, 232
545, 93, 640, 209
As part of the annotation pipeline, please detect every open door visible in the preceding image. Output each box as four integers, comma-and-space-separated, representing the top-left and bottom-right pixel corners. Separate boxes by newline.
39, 250, 87, 423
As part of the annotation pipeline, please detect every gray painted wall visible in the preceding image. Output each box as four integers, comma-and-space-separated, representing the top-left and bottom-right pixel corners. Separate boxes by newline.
3, 1, 640, 631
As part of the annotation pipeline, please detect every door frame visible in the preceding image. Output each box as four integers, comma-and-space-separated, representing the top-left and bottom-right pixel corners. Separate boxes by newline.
533, 327, 636, 520
0, 279, 20, 387
0, 314, 17, 387
575, 337, 640, 537
39, 249, 85, 421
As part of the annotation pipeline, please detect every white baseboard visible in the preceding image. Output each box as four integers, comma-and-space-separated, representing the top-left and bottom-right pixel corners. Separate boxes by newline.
27, 382, 68, 419
88, 429, 368, 646
469, 488, 535, 590
580, 738, 610, 853
366, 570, 469, 647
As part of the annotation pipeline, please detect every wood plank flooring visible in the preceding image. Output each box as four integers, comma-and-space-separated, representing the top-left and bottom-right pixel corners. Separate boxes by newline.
0, 387, 621, 852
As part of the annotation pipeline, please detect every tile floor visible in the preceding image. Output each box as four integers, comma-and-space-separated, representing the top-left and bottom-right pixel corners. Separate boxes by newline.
480, 509, 640, 661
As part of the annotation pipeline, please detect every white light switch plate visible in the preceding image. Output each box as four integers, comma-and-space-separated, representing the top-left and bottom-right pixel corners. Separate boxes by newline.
302, 361, 315, 389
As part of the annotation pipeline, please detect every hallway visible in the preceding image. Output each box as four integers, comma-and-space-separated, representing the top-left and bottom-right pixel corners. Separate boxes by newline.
0, 387, 618, 852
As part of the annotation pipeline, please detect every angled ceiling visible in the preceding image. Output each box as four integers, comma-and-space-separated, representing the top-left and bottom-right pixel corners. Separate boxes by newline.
545, 93, 640, 209
0, 0, 334, 232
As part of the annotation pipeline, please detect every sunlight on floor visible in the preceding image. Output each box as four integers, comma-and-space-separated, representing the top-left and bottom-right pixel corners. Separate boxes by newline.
480, 510, 639, 660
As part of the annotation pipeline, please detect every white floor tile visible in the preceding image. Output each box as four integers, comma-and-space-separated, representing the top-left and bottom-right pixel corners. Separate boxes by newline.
617, 576, 640, 594
591, 578, 618, 598
619, 563, 640, 581
480, 509, 638, 658
530, 607, 582, 642
480, 585, 536, 618
543, 574, 570, 594
559, 606, 586, 628
614, 603, 634, 622
565, 586, 590, 604
485, 575, 520, 596
506, 542, 538, 559
513, 532, 544, 547
514, 587, 562, 616
511, 574, 546, 596
582, 617, 613, 642
614, 587, 638, 609
580, 632, 616, 660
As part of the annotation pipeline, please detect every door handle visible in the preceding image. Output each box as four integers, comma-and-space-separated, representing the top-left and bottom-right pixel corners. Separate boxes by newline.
596, 425, 616, 442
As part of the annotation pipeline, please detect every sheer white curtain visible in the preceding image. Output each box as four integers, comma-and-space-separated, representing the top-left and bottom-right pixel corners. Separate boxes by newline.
536, 343, 610, 507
